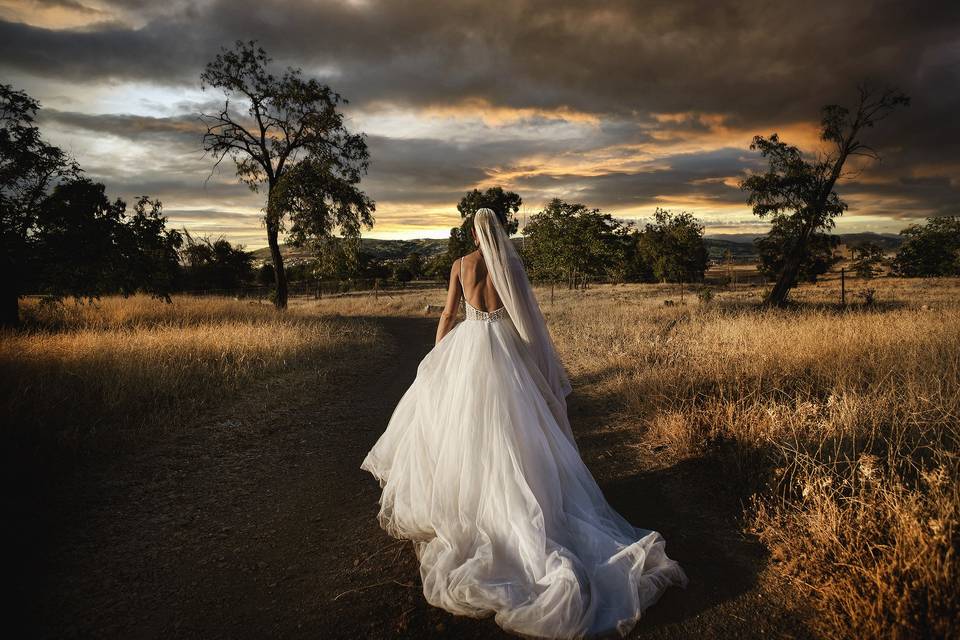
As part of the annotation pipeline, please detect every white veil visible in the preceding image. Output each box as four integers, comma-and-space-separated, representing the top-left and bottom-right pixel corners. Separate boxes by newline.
473, 208, 574, 418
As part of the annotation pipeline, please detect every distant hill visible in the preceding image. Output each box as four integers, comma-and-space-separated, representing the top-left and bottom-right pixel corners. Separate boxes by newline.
250, 232, 903, 264
703, 236, 760, 261
831, 232, 903, 251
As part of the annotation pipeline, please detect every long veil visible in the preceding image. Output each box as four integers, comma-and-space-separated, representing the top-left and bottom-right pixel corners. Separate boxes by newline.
473, 208, 575, 439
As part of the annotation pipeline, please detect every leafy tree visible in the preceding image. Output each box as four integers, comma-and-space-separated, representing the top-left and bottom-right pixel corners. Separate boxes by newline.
851, 241, 886, 278
436, 225, 472, 276
311, 236, 361, 280
1, 85, 183, 322
755, 217, 838, 283
892, 217, 960, 277
201, 41, 374, 309
444, 187, 522, 262
636, 208, 708, 283
30, 179, 128, 299
112, 196, 183, 300
741, 85, 909, 305
26, 179, 183, 302
1, 84, 78, 325
179, 230, 252, 291
523, 199, 624, 288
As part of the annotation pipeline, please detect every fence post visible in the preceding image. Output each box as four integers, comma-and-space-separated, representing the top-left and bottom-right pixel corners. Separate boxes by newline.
841, 268, 846, 307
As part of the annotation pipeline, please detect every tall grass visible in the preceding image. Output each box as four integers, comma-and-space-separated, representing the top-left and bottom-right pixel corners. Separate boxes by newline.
6, 279, 957, 636
2, 295, 382, 451
543, 279, 960, 639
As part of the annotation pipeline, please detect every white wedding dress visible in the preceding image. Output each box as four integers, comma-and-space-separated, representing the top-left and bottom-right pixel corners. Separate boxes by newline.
361, 210, 687, 639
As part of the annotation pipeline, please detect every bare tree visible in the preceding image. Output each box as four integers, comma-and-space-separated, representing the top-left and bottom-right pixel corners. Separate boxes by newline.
201, 41, 374, 309
741, 85, 909, 306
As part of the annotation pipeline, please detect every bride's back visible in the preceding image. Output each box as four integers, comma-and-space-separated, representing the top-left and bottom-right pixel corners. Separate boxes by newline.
460, 250, 503, 312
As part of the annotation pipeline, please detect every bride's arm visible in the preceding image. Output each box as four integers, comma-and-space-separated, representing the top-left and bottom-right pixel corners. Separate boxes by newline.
435, 258, 462, 344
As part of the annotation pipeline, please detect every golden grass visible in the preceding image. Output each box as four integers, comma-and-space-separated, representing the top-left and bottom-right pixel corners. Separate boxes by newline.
310, 276, 960, 638
2, 295, 383, 450
5, 277, 958, 637
542, 278, 960, 639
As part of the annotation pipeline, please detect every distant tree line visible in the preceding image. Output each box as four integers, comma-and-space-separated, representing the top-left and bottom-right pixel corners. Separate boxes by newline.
522, 200, 708, 286
425, 188, 709, 287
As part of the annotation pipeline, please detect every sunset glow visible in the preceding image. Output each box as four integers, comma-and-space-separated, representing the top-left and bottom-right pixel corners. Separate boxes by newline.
2, 0, 957, 248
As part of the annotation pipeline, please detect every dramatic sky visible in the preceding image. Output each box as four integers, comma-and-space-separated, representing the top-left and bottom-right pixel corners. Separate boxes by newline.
2, 0, 958, 247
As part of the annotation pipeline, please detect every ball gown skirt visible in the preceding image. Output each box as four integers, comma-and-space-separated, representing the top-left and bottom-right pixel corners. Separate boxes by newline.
361, 302, 687, 638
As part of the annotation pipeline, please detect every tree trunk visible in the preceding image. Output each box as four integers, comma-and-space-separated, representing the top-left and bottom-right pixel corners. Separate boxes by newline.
266, 221, 288, 310
764, 135, 854, 307
764, 222, 814, 306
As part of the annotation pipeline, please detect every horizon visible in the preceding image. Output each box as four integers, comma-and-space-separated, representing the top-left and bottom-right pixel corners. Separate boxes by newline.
2, 1, 957, 247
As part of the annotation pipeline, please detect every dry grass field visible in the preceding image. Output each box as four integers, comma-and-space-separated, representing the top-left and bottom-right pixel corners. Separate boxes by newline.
3, 276, 957, 638
3, 295, 383, 451
542, 278, 959, 639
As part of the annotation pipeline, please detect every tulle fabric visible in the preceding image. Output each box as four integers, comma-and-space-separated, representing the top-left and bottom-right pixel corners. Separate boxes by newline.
361, 310, 687, 638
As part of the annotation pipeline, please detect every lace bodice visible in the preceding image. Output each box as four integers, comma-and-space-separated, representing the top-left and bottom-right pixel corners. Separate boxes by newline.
462, 298, 507, 323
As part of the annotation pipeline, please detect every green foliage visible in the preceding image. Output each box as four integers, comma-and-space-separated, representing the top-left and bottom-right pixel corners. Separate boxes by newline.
851, 242, 886, 278
1, 83, 79, 323
200, 41, 374, 308
740, 85, 909, 305
445, 187, 522, 258
27, 179, 183, 302
522, 199, 627, 287
741, 133, 848, 230
755, 218, 838, 283
179, 230, 252, 291
892, 217, 960, 277
635, 208, 708, 283
30, 179, 128, 299
456, 187, 521, 237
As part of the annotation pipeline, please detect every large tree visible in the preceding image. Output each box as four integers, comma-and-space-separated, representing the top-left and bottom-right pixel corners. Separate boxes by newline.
24, 179, 183, 305
636, 208, 708, 283
201, 41, 374, 309
892, 217, 960, 277
741, 85, 909, 306
453, 187, 521, 249
522, 199, 624, 288
435, 187, 522, 274
0, 84, 77, 325
1, 85, 181, 324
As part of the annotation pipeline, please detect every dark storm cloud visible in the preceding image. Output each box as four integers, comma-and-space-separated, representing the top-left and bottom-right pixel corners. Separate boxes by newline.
3, 0, 958, 229
39, 109, 207, 143
4, 0, 958, 121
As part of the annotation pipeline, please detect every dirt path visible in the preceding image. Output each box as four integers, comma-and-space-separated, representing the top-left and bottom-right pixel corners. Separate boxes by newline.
13, 315, 809, 639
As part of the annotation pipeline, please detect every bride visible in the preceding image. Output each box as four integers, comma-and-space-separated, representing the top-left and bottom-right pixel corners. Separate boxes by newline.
361, 208, 687, 638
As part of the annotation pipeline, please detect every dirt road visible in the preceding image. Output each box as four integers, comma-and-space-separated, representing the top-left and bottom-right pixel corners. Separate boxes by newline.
12, 315, 809, 639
